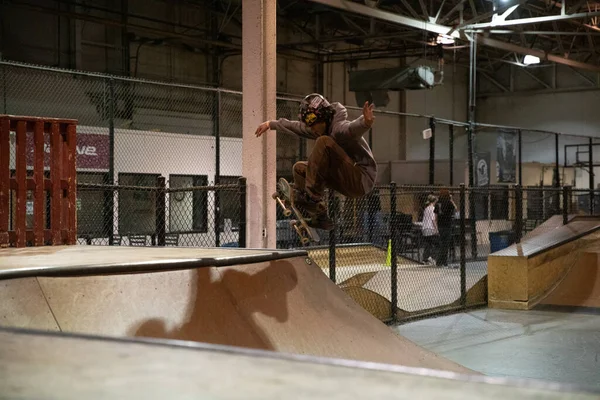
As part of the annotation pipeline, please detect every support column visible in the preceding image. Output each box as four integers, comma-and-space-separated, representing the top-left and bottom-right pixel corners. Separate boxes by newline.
589, 137, 594, 214
242, 0, 277, 248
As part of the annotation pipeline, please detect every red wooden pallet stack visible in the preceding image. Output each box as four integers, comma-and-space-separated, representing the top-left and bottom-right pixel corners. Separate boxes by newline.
0, 115, 78, 248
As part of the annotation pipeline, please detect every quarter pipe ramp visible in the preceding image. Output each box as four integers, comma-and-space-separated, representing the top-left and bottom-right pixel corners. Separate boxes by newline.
0, 246, 474, 374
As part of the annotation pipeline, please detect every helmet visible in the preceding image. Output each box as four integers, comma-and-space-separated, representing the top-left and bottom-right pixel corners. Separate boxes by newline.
298, 93, 335, 127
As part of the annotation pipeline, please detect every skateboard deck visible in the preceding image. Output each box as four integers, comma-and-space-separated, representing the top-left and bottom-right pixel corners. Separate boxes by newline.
273, 178, 320, 246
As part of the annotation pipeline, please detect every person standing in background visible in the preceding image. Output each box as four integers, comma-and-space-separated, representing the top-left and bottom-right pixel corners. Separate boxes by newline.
436, 189, 457, 268
421, 195, 439, 266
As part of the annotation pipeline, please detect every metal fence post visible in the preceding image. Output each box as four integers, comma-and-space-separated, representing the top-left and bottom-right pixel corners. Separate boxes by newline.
214, 90, 221, 247
459, 183, 467, 307
514, 185, 523, 243
390, 182, 398, 321
155, 176, 166, 246
469, 192, 477, 260
1, 59, 6, 114
467, 126, 474, 188
328, 189, 337, 283
554, 134, 560, 215
238, 177, 247, 248
367, 191, 375, 244
449, 125, 454, 186
105, 78, 116, 246
467, 125, 477, 260
429, 118, 435, 185
589, 137, 594, 215
518, 130, 523, 185
563, 185, 571, 225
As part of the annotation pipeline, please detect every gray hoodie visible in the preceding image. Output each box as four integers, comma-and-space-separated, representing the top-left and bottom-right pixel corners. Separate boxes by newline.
269, 102, 377, 194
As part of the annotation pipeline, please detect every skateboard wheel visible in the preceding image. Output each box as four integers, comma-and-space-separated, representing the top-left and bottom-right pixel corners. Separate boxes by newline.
283, 209, 292, 217
301, 237, 310, 245
272, 192, 279, 200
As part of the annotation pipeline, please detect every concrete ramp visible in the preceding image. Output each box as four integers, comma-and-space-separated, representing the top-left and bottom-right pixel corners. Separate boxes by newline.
0, 246, 473, 373
488, 217, 600, 310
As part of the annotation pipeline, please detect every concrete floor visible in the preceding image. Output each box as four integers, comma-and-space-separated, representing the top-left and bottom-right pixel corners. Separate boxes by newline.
393, 308, 600, 391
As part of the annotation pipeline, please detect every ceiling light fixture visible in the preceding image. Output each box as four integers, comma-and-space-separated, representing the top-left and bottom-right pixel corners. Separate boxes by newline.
523, 55, 540, 65
436, 34, 455, 45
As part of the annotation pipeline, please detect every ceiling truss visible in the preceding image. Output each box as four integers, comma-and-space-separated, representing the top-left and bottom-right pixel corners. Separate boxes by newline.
4, 0, 599, 95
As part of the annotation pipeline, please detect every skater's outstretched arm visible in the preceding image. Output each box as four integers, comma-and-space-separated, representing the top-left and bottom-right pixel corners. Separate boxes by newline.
255, 119, 315, 140
336, 101, 375, 140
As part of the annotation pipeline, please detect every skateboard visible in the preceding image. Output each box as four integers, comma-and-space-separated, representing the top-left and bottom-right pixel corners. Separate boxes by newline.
272, 178, 320, 246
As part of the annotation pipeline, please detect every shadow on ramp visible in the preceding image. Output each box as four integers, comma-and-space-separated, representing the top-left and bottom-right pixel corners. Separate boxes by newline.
132, 260, 298, 350
0, 249, 476, 373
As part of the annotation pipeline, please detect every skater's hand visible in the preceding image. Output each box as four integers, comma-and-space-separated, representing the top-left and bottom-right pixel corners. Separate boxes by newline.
255, 121, 270, 137
363, 101, 375, 127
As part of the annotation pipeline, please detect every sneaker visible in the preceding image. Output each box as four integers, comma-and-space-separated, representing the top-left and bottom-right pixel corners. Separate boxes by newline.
293, 189, 326, 214
306, 211, 334, 231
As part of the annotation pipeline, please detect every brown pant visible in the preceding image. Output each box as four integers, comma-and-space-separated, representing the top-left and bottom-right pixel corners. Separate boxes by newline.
293, 135, 367, 200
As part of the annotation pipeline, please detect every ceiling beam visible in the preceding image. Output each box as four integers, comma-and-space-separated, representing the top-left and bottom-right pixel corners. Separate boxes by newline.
478, 85, 600, 98
479, 71, 510, 92
567, 66, 597, 86
281, 32, 418, 48
438, 0, 466, 25
307, 0, 600, 72
521, 68, 552, 89
448, 0, 530, 33
481, 30, 600, 36
306, 0, 462, 38
478, 36, 600, 72
433, 0, 448, 23
467, 10, 600, 29
399, 0, 422, 20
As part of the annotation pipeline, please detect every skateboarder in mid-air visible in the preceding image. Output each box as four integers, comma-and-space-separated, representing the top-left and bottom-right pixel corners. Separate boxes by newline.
255, 93, 378, 231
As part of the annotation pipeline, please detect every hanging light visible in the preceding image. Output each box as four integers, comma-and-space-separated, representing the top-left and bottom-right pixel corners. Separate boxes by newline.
436, 34, 455, 45
523, 55, 540, 65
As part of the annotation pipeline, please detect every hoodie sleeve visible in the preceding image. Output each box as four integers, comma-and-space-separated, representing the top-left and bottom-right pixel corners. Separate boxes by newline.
333, 115, 370, 140
269, 118, 316, 140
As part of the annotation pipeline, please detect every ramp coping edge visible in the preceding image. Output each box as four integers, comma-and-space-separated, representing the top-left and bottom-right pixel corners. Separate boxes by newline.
1, 325, 599, 396
0, 247, 309, 280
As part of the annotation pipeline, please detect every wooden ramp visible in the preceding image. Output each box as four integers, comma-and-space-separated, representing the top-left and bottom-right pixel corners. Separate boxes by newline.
338, 267, 488, 322
0, 245, 473, 374
522, 215, 597, 241
488, 217, 600, 310
535, 250, 600, 310
1, 327, 597, 400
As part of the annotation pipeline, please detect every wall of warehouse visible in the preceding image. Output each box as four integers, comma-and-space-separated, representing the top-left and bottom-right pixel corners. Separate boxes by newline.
3, 0, 599, 190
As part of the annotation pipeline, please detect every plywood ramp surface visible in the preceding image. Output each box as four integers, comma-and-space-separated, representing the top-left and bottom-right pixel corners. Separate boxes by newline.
0, 278, 59, 331
520, 215, 590, 241
537, 251, 600, 309
492, 219, 600, 257
308, 245, 417, 269
2, 329, 594, 400
341, 268, 487, 313
489, 224, 600, 310
1, 255, 474, 374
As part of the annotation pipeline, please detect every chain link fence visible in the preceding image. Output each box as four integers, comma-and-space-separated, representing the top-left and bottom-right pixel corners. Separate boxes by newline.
0, 60, 292, 247
4, 59, 600, 324
302, 183, 592, 323
75, 177, 246, 247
